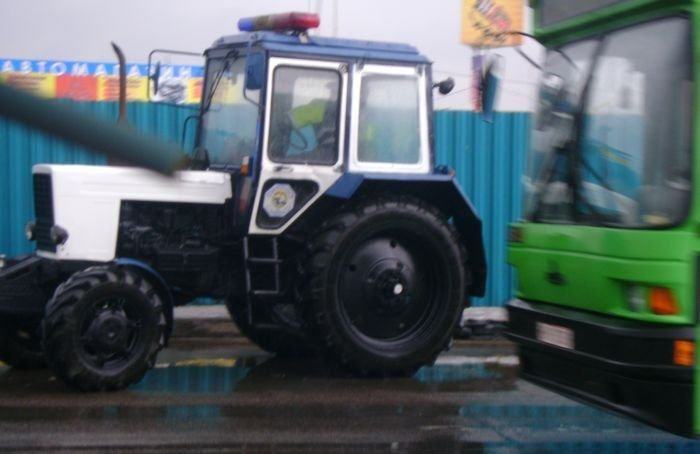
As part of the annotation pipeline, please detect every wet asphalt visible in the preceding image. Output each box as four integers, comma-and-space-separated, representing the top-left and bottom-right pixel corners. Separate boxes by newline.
0, 336, 697, 453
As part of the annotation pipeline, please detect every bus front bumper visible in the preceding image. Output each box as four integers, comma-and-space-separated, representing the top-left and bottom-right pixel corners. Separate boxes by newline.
506, 298, 695, 437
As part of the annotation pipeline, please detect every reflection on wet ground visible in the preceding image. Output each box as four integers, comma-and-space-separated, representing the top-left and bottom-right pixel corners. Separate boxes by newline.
0, 339, 697, 453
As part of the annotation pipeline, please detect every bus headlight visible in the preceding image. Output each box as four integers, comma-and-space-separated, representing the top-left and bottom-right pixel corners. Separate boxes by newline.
625, 285, 646, 312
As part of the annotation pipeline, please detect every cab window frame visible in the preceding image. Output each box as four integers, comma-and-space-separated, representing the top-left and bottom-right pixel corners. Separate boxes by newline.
267, 64, 343, 166
349, 63, 431, 174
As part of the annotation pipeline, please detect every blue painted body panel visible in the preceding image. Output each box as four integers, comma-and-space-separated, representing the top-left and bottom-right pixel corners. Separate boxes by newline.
211, 32, 430, 64
114, 258, 171, 297
323, 174, 487, 297
325, 173, 365, 199
114, 257, 175, 341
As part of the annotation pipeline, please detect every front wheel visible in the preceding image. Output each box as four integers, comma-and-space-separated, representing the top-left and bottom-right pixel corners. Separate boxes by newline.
304, 197, 467, 376
42, 266, 166, 391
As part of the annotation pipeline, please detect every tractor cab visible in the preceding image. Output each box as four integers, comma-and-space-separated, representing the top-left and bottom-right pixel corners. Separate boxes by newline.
152, 13, 438, 235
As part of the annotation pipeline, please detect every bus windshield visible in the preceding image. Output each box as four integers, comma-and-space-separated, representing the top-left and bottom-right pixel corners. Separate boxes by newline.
527, 16, 692, 227
539, 0, 629, 28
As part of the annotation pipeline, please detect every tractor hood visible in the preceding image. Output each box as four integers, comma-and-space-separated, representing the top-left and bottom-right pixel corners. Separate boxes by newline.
31, 165, 232, 262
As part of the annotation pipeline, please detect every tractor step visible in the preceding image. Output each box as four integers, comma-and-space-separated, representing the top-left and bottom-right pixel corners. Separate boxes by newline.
247, 257, 282, 265
243, 237, 282, 297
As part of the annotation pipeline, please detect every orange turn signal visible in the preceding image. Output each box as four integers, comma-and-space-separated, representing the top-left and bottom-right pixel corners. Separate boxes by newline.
649, 287, 678, 315
674, 340, 694, 366
240, 156, 251, 176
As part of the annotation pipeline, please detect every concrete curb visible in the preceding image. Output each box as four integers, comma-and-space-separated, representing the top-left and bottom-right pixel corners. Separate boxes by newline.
173, 305, 239, 338
173, 305, 508, 339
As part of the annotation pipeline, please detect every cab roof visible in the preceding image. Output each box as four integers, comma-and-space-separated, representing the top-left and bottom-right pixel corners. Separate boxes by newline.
209, 32, 431, 65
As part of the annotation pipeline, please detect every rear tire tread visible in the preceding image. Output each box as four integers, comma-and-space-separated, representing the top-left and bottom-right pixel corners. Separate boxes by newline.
304, 195, 467, 377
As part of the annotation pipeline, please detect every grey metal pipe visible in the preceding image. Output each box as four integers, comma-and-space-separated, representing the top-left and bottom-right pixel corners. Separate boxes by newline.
0, 83, 190, 174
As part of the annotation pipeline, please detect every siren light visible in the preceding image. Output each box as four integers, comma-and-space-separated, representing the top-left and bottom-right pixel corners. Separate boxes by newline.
238, 12, 320, 33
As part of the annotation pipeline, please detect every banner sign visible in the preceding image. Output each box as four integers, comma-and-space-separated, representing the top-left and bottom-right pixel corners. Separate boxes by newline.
0, 58, 204, 104
461, 0, 523, 47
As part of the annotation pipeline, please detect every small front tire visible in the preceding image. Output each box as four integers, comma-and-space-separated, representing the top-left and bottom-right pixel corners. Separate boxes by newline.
43, 266, 166, 391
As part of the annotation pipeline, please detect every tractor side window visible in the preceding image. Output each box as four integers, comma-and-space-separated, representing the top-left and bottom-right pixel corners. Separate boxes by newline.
200, 57, 259, 167
268, 66, 341, 165
357, 74, 421, 164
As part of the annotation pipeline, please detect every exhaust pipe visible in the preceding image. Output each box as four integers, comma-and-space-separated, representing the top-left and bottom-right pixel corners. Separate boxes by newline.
111, 42, 127, 126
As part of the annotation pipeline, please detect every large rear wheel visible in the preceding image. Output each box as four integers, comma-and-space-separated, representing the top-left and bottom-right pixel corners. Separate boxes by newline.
304, 197, 467, 376
43, 266, 166, 391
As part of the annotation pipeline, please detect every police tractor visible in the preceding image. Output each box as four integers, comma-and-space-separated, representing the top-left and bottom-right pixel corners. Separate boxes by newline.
0, 13, 486, 391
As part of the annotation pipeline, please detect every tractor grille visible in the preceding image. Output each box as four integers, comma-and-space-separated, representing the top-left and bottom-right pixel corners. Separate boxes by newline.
33, 173, 56, 252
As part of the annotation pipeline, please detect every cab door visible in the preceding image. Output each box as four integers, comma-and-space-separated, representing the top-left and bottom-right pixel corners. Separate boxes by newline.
248, 57, 348, 235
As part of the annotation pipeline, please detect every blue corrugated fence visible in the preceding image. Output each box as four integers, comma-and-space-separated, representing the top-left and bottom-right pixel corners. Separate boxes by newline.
0, 101, 527, 307
435, 111, 528, 307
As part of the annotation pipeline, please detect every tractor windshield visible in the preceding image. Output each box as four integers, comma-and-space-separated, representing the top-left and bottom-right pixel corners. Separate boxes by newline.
526, 16, 692, 227
199, 56, 259, 167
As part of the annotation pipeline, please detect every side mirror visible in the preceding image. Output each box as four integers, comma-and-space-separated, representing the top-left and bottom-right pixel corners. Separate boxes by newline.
147, 49, 203, 106
433, 77, 455, 95
245, 53, 265, 91
480, 56, 502, 123
149, 61, 161, 96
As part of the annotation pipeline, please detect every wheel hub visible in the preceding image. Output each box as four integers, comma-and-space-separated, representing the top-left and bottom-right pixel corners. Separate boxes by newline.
88, 311, 130, 354
371, 267, 410, 315
338, 235, 437, 340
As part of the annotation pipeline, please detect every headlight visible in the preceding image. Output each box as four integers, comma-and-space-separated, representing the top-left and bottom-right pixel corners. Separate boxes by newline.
263, 183, 297, 218
256, 180, 319, 229
50, 225, 69, 245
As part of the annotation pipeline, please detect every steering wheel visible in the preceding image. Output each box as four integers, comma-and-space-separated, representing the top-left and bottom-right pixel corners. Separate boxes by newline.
288, 125, 310, 151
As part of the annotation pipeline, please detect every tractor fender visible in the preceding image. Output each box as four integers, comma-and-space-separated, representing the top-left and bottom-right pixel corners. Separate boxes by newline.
319, 172, 487, 297
114, 258, 175, 344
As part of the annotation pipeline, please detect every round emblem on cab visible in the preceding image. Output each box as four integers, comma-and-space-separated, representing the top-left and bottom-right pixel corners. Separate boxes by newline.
263, 183, 296, 218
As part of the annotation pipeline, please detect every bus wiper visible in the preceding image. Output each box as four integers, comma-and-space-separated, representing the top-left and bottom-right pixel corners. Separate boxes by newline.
506, 31, 580, 73
567, 38, 619, 226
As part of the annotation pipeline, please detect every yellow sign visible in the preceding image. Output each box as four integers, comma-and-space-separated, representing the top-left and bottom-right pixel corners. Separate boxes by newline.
187, 78, 203, 105
0, 73, 56, 98
462, 0, 523, 47
96, 76, 149, 102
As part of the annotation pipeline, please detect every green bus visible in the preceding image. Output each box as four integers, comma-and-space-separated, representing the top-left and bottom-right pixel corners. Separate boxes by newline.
504, 0, 698, 436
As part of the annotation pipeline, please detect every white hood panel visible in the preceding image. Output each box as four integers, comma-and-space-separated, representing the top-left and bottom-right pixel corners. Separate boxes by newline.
33, 165, 232, 262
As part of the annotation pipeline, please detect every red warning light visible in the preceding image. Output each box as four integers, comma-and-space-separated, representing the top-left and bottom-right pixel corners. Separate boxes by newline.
238, 12, 320, 33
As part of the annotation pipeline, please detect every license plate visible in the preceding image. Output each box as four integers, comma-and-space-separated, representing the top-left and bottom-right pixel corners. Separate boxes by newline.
536, 322, 574, 349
